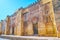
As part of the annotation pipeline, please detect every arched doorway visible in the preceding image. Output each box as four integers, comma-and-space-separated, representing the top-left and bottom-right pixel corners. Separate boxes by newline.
33, 23, 38, 36
32, 17, 38, 36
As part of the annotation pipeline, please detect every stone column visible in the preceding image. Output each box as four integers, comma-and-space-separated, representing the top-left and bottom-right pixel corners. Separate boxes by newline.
41, 0, 57, 37
27, 21, 34, 36
5, 16, 10, 35
16, 9, 24, 36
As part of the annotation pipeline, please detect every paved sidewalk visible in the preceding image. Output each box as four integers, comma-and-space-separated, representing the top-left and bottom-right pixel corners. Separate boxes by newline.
0, 35, 60, 40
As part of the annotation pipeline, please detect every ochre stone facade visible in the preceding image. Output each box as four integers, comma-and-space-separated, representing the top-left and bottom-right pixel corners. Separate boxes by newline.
0, 22, 2, 34
0, 0, 58, 37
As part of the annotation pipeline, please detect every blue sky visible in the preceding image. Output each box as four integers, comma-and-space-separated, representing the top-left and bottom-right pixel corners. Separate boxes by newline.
0, 0, 37, 21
